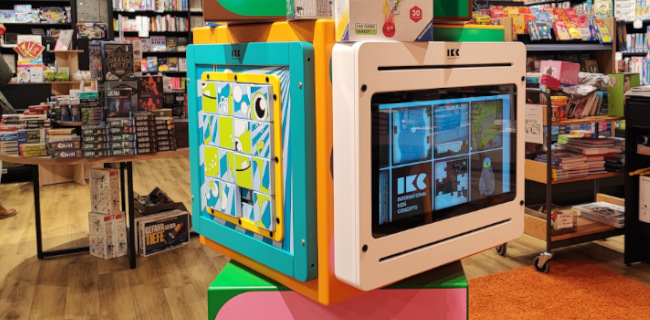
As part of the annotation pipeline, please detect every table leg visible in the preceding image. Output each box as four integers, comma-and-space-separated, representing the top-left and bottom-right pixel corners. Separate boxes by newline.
32, 165, 43, 259
126, 161, 136, 269
120, 163, 126, 213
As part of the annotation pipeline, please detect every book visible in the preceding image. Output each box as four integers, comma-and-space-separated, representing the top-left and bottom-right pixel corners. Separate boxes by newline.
573, 201, 624, 228
178, 57, 186, 72
104, 81, 138, 117
177, 37, 188, 52
166, 37, 177, 52
141, 38, 151, 52
563, 145, 622, 155
89, 41, 103, 81
106, 88, 134, 118
101, 42, 134, 81
138, 97, 163, 111
584, 60, 599, 73
158, 57, 168, 72
150, 36, 166, 52
146, 57, 158, 73
126, 38, 143, 73
167, 57, 178, 71
138, 76, 163, 98
55, 30, 74, 50
595, 0, 613, 18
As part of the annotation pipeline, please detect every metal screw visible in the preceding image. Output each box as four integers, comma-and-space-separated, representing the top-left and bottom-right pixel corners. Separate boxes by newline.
298, 82, 303, 89
301, 239, 305, 246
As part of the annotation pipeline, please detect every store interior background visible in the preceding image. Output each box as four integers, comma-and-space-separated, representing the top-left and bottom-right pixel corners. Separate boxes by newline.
0, 1, 649, 319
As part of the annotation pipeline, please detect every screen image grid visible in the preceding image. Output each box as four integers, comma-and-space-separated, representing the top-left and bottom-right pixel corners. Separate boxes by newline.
376, 94, 511, 225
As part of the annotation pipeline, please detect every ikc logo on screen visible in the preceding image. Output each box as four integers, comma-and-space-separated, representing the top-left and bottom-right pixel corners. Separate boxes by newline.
397, 173, 427, 195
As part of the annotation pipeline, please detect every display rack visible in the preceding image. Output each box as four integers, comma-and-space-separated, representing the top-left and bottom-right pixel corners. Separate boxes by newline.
510, 88, 624, 273
106, 2, 204, 45
623, 94, 650, 266
0, 0, 78, 81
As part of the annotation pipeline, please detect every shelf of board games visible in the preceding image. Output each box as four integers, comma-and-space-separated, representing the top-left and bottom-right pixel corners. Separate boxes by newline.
500, 16, 617, 74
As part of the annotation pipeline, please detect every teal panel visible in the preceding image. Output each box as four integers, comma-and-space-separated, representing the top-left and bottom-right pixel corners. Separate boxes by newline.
188, 42, 317, 282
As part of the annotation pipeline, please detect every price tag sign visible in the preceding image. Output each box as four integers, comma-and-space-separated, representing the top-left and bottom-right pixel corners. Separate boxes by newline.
555, 211, 574, 230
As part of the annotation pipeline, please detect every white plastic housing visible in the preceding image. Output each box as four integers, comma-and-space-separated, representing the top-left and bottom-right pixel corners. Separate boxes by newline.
332, 41, 526, 291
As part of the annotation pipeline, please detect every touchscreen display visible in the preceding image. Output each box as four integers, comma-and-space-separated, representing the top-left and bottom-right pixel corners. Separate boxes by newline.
372, 85, 517, 237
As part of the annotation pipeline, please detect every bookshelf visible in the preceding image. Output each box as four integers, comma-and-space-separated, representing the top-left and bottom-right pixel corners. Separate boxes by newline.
623, 94, 650, 266
0, 0, 77, 93
107, 1, 201, 116
107, 1, 204, 44
520, 89, 625, 273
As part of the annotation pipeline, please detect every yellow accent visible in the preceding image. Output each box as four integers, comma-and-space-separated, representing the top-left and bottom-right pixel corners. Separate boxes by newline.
202, 72, 285, 243
194, 20, 363, 305
335, 12, 349, 41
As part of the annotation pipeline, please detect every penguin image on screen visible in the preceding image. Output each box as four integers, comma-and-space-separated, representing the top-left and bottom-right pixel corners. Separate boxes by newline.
479, 157, 495, 196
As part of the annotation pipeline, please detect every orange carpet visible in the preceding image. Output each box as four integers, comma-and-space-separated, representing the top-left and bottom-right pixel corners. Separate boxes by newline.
468, 259, 650, 320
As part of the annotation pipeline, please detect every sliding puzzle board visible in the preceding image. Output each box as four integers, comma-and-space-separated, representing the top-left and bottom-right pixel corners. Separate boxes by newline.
188, 41, 318, 282
200, 73, 283, 241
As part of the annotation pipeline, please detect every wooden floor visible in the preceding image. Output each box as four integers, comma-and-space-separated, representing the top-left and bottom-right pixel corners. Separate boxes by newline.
0, 155, 648, 319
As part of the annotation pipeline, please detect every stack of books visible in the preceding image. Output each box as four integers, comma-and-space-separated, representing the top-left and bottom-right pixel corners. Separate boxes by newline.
1, 115, 21, 126
573, 202, 625, 228
0, 129, 19, 156
19, 143, 47, 158
535, 151, 589, 181
563, 137, 624, 175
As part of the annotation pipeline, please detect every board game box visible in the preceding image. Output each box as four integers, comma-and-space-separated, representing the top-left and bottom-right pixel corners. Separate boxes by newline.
136, 209, 190, 256
137, 76, 163, 98
90, 168, 120, 214
101, 42, 134, 81
88, 212, 114, 260
51, 149, 82, 159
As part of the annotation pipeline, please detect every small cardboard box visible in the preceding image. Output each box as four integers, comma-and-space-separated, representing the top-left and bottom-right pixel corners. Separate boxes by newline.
90, 169, 121, 214
136, 209, 190, 257
88, 212, 115, 260
335, 0, 433, 41
609, 73, 640, 117
203, 0, 286, 23
287, 0, 333, 20
539, 60, 580, 86
113, 213, 128, 258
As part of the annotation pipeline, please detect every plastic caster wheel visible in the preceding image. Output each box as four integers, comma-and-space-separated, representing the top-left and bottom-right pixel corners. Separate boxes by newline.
533, 256, 550, 273
496, 244, 507, 256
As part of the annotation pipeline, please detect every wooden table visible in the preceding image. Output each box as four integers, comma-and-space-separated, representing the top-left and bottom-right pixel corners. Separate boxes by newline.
0, 149, 189, 269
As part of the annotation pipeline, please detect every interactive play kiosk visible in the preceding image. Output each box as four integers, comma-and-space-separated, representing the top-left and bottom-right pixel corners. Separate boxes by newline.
333, 41, 526, 291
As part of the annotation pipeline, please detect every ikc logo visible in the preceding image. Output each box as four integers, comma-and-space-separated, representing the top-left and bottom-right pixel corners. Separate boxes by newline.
397, 173, 427, 195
